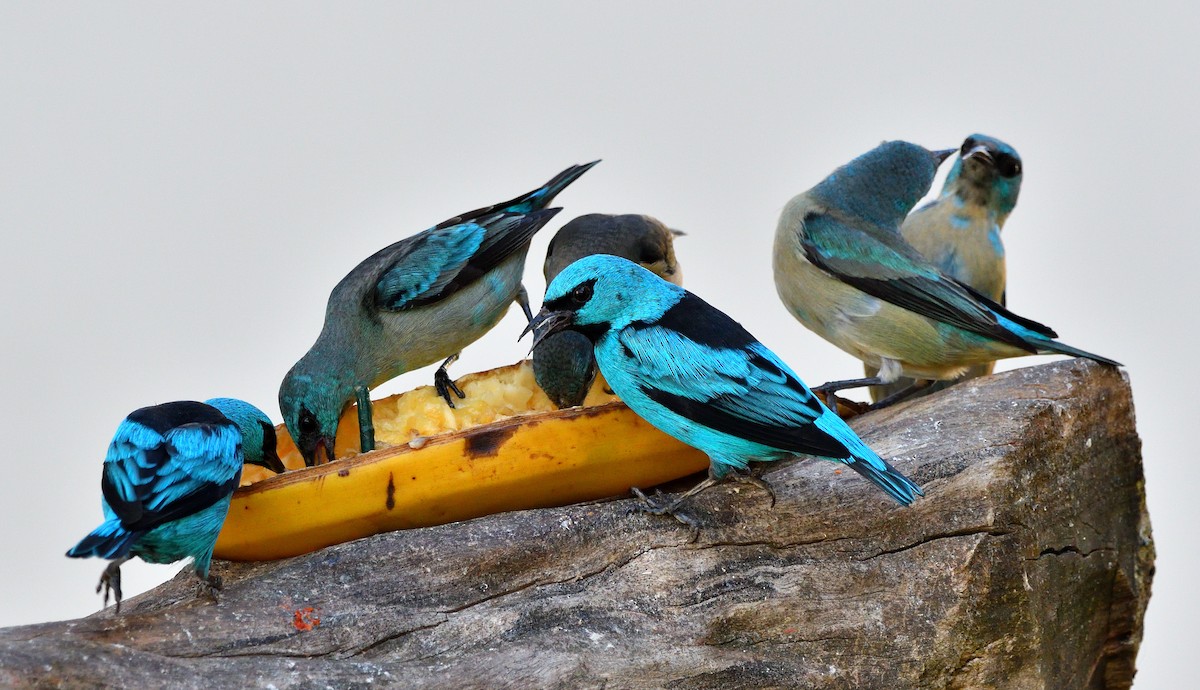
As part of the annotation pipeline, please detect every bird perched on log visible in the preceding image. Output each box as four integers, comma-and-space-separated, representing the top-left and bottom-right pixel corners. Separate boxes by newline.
280, 161, 597, 466
66, 398, 285, 613
525, 255, 922, 534
868, 134, 1023, 402
772, 140, 1118, 406
534, 213, 684, 408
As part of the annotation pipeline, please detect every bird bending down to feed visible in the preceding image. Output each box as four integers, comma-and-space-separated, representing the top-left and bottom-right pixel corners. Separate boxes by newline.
280, 161, 598, 465
66, 398, 284, 613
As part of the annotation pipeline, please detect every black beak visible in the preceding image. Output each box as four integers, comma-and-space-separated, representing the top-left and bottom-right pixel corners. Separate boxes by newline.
260, 445, 286, 474
669, 227, 687, 237
961, 144, 995, 166
931, 148, 957, 165
304, 435, 337, 467
521, 307, 575, 349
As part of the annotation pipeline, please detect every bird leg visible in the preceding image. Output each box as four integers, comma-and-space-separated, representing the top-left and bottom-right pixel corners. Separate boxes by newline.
355, 385, 375, 453
195, 572, 223, 604
96, 557, 129, 614
630, 486, 704, 542
434, 353, 466, 407
516, 284, 534, 323
630, 468, 777, 541
867, 378, 934, 411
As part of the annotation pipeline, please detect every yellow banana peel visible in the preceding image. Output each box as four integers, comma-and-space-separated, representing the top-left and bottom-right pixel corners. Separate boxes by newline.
214, 361, 709, 561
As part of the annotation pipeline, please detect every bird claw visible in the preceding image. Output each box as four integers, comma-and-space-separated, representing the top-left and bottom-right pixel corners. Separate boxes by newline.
630, 487, 702, 541
97, 561, 124, 614
434, 354, 466, 408
196, 573, 223, 604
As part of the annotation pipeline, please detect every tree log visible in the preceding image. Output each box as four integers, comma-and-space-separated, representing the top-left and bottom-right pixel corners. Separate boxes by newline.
0, 360, 1152, 689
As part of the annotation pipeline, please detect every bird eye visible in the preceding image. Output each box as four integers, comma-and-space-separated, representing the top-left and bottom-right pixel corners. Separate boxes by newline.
569, 282, 594, 306
996, 154, 1022, 178
960, 138, 976, 155
299, 407, 318, 434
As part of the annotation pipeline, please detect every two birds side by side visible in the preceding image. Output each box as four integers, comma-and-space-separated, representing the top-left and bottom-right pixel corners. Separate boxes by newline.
527, 255, 924, 533
772, 140, 1118, 408
534, 213, 684, 409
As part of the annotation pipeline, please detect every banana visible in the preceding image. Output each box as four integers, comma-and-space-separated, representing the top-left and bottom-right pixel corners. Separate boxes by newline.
214, 361, 709, 561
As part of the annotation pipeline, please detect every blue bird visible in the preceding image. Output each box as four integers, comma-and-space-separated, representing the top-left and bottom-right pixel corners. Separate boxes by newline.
67, 398, 284, 613
772, 141, 1118, 406
280, 162, 597, 466
525, 255, 922, 533
534, 213, 684, 408
868, 134, 1023, 402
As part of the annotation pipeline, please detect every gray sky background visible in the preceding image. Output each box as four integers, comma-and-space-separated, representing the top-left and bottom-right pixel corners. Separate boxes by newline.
1, 3, 1192, 686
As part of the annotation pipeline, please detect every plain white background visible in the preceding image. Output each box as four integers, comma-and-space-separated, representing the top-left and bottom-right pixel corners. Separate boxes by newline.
0, 3, 1192, 686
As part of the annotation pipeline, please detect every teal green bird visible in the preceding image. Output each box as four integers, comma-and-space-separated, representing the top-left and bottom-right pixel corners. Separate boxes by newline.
67, 398, 284, 613
525, 255, 922, 535
280, 162, 596, 466
533, 213, 684, 408
868, 134, 1023, 402
773, 141, 1117, 405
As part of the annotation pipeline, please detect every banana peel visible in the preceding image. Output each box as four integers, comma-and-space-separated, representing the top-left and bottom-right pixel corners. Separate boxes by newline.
214, 361, 709, 561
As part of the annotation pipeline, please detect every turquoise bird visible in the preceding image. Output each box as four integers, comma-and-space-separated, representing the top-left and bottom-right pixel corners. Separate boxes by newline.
772, 140, 1117, 405
526, 255, 922, 534
868, 134, 1023, 402
280, 162, 597, 466
66, 398, 284, 613
534, 213, 684, 408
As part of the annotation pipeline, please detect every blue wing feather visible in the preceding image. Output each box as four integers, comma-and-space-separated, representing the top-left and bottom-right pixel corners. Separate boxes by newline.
599, 291, 922, 505
373, 223, 487, 310
800, 212, 1044, 351
100, 414, 243, 534
374, 209, 560, 311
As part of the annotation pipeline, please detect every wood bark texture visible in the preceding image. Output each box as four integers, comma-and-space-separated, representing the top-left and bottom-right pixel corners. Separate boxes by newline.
0, 360, 1153, 689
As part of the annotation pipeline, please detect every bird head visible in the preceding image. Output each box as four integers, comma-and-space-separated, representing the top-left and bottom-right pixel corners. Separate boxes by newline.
812, 141, 955, 228
944, 134, 1023, 216
204, 398, 286, 474
544, 214, 684, 287
525, 254, 684, 348
278, 368, 345, 467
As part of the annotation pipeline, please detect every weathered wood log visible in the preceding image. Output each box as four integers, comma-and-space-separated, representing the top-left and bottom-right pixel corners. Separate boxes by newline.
0, 360, 1152, 689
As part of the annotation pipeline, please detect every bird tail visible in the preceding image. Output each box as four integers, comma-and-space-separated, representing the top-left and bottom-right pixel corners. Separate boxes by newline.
992, 312, 1121, 367
66, 520, 141, 560
505, 160, 601, 212
845, 456, 924, 506
1030, 338, 1122, 368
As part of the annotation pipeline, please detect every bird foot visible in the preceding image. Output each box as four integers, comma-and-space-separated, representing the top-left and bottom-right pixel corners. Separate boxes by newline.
630, 487, 701, 542
812, 379, 880, 417
434, 354, 466, 408
96, 560, 124, 614
195, 573, 223, 604
866, 379, 934, 411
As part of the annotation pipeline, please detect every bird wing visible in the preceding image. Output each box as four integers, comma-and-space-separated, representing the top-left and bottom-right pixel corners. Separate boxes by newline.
799, 211, 1048, 350
100, 418, 243, 534
618, 295, 850, 458
374, 209, 559, 311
